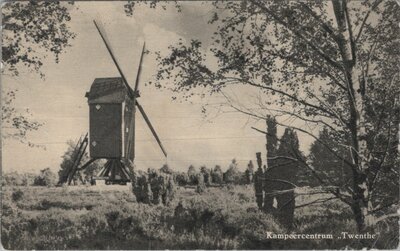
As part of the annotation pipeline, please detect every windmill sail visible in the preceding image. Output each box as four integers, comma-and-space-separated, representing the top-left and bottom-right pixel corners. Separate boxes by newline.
93, 20, 167, 163
134, 42, 145, 93
125, 42, 145, 162
136, 100, 168, 157
93, 20, 134, 97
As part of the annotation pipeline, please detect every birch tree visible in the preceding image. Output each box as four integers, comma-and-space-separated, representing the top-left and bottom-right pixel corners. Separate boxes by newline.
153, 0, 400, 232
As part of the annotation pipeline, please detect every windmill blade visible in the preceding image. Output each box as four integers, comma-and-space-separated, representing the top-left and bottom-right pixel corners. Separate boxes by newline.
93, 20, 134, 97
125, 104, 136, 162
134, 42, 146, 93
136, 100, 167, 157
125, 43, 145, 162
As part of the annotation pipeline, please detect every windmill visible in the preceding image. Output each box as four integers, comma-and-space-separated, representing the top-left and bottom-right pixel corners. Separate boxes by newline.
63, 20, 167, 185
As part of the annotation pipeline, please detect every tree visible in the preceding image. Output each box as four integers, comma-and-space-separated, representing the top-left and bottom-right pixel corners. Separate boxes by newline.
2, 1, 75, 77
175, 172, 189, 186
267, 128, 302, 188
223, 158, 243, 184
187, 165, 198, 185
308, 127, 353, 187
58, 139, 101, 184
154, 0, 400, 233
33, 168, 57, 186
200, 165, 211, 185
2, 90, 43, 147
2, 171, 24, 186
160, 164, 173, 174
195, 173, 206, 193
211, 165, 223, 184
2, 1, 75, 146
123, 0, 181, 17
244, 160, 254, 184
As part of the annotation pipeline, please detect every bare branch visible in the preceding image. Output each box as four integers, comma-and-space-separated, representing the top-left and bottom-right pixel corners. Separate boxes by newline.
295, 196, 338, 209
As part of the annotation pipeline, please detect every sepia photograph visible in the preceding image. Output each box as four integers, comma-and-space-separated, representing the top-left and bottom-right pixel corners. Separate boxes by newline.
1, 0, 399, 250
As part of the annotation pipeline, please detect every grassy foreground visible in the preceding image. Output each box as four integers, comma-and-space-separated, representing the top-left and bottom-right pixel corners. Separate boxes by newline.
1, 184, 397, 249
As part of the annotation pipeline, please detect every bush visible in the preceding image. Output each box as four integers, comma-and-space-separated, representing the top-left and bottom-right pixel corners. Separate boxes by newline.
211, 165, 223, 184
12, 189, 24, 202
2, 172, 25, 186
175, 172, 190, 186
33, 168, 57, 186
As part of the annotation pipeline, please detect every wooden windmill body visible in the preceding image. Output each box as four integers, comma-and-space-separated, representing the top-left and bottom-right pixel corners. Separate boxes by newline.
64, 21, 167, 185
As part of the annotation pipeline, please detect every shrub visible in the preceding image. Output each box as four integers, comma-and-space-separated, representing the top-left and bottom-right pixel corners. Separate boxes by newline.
11, 189, 24, 202
211, 165, 223, 184
33, 168, 57, 186
2, 171, 24, 186
175, 172, 189, 186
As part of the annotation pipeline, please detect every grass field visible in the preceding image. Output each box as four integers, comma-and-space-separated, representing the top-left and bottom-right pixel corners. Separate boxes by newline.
1, 184, 397, 249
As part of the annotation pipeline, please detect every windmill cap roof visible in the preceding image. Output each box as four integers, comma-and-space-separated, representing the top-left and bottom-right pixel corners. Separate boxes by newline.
86, 77, 134, 103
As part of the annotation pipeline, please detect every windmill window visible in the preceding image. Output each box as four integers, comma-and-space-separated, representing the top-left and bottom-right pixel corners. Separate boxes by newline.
96, 104, 101, 110
126, 127, 129, 133
92, 141, 97, 147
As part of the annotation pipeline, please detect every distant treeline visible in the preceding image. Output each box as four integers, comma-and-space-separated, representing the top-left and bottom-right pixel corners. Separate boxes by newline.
2, 168, 58, 187
2, 158, 256, 188
157, 159, 255, 187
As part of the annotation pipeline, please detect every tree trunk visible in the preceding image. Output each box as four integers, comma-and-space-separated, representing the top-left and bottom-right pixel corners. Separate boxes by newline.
348, 69, 374, 232
332, 0, 373, 232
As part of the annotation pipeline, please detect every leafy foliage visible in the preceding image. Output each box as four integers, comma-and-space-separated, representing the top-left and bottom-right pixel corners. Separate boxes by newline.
58, 139, 102, 184
2, 1, 76, 77
33, 168, 57, 186
2, 90, 43, 146
124, 0, 181, 17
2, 171, 36, 186
211, 165, 223, 184
223, 159, 245, 184
2, 1, 76, 146
308, 127, 353, 187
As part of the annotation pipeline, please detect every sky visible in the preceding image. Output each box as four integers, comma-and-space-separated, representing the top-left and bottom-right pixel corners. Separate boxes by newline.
2, 1, 313, 174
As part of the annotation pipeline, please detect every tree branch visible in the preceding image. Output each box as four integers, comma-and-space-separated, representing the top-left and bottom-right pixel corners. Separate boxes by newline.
250, 0, 344, 71
354, 0, 385, 43
298, 2, 340, 44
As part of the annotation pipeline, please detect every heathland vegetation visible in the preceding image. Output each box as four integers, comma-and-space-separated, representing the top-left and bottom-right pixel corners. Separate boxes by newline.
2, 162, 398, 250
3, 183, 396, 250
